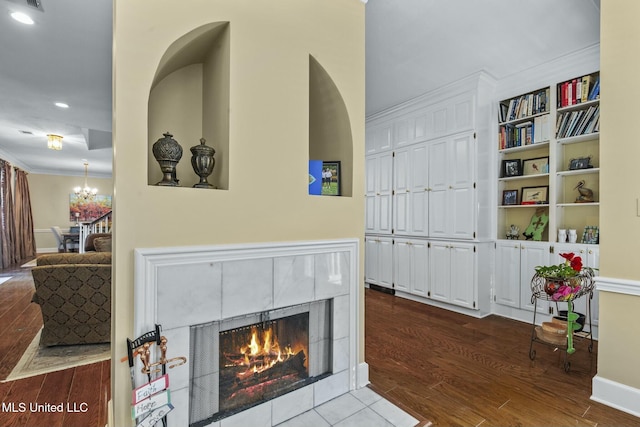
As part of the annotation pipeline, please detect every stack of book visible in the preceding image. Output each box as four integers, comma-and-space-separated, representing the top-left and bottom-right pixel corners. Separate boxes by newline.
558, 74, 600, 108
498, 88, 550, 123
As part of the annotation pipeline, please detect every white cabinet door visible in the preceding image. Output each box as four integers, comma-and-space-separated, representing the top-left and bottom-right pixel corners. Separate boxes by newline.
393, 149, 410, 235
409, 143, 429, 236
365, 156, 378, 233
364, 236, 378, 284
429, 241, 450, 303
378, 153, 394, 234
393, 238, 411, 293
585, 246, 599, 325
495, 241, 521, 308
410, 239, 429, 297
450, 243, 476, 309
365, 236, 393, 289
366, 122, 392, 154
428, 133, 476, 240
550, 243, 599, 325
428, 139, 449, 239
378, 237, 394, 289
394, 238, 429, 297
449, 133, 475, 239
365, 153, 394, 234
520, 242, 550, 313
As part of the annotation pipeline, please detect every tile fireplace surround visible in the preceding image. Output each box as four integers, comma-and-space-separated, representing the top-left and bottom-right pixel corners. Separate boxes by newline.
133, 238, 367, 426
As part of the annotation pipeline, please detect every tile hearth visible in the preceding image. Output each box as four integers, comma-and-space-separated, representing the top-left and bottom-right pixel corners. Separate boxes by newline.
274, 388, 420, 427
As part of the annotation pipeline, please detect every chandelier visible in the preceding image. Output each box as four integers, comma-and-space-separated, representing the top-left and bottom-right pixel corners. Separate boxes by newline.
74, 162, 98, 201
47, 134, 63, 150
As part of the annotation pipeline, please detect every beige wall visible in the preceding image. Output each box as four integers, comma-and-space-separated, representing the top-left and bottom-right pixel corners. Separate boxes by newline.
28, 173, 113, 251
112, 1, 365, 424
598, 0, 640, 392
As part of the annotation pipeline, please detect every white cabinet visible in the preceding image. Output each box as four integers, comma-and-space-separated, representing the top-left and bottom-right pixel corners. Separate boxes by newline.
365, 121, 393, 154
551, 243, 600, 325
393, 238, 428, 297
365, 152, 393, 234
495, 241, 550, 313
519, 242, 551, 313
429, 241, 476, 310
365, 236, 393, 289
495, 241, 521, 308
393, 143, 429, 236
428, 132, 476, 240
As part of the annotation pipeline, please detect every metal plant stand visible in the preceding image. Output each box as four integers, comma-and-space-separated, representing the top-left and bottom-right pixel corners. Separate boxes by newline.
528, 269, 595, 372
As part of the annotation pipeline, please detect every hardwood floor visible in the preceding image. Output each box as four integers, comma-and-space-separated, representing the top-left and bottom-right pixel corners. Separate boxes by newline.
0, 263, 110, 427
365, 287, 640, 427
3, 263, 638, 426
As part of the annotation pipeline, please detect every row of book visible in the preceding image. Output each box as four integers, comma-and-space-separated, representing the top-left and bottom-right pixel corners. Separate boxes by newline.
557, 74, 600, 108
498, 88, 550, 123
555, 104, 600, 139
498, 114, 551, 149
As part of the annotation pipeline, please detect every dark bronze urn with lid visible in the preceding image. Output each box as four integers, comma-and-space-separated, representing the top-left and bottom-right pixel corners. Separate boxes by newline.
152, 132, 183, 186
190, 137, 215, 188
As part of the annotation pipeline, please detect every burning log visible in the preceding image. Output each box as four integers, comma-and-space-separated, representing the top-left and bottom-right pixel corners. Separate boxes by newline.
221, 350, 307, 390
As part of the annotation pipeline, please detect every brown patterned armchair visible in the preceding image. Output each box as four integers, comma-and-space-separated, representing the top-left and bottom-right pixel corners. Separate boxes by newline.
31, 252, 111, 346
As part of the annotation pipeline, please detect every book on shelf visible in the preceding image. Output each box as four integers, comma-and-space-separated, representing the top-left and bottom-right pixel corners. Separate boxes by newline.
501, 88, 550, 122
556, 104, 600, 139
558, 73, 599, 108
588, 76, 600, 100
581, 75, 591, 103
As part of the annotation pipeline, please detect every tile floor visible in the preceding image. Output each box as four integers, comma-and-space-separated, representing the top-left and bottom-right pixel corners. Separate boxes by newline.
274, 387, 422, 427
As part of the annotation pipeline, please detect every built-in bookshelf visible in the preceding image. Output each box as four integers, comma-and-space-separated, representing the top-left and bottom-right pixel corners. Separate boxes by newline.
554, 71, 600, 239
497, 71, 600, 244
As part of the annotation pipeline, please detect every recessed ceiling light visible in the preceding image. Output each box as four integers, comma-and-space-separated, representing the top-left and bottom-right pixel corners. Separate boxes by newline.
55, 102, 69, 108
10, 12, 34, 25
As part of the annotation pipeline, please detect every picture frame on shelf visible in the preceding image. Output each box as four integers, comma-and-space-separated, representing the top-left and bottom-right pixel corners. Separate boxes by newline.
501, 159, 522, 178
569, 157, 593, 170
321, 161, 341, 196
521, 185, 549, 204
582, 225, 599, 244
522, 156, 549, 175
502, 189, 518, 206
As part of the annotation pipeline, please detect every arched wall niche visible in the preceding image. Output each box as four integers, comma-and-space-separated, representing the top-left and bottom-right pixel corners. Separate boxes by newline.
148, 22, 230, 189
309, 54, 353, 197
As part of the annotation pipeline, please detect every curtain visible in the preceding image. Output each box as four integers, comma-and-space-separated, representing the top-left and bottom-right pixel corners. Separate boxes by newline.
0, 160, 16, 268
13, 167, 36, 262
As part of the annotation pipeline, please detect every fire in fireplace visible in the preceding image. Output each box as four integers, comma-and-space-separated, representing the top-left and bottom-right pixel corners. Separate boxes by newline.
218, 312, 309, 413
189, 300, 333, 426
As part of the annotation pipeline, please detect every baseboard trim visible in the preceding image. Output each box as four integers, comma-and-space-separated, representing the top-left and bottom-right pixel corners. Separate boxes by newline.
591, 375, 640, 418
357, 362, 370, 388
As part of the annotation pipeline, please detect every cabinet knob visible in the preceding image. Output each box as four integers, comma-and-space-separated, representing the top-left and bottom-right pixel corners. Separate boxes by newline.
514, 245, 519, 249
376, 193, 380, 196
406, 189, 410, 193
449, 185, 454, 189
588, 250, 593, 254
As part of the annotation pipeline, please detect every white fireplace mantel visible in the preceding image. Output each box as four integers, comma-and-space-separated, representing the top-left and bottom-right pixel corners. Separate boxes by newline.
133, 238, 366, 426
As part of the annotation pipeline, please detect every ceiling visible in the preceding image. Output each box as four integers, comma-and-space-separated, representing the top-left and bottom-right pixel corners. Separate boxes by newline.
0, 0, 600, 177
0, 0, 112, 178
365, 0, 601, 116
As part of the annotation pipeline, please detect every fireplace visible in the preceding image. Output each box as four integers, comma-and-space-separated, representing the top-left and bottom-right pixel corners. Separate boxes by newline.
134, 239, 365, 426
219, 313, 310, 412
190, 301, 332, 425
